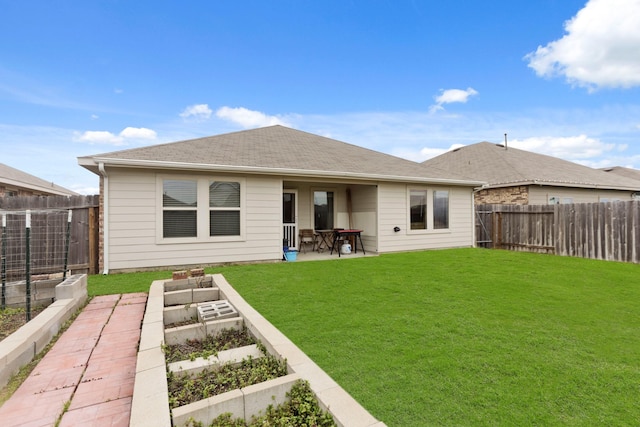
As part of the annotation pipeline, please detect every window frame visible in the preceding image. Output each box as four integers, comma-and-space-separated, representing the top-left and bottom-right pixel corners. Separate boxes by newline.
409, 188, 428, 231
208, 180, 241, 237
433, 190, 450, 230
406, 186, 451, 233
162, 179, 198, 239
312, 188, 337, 230
156, 175, 245, 244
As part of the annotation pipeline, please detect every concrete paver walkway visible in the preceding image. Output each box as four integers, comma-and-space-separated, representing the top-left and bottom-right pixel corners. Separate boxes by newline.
0, 293, 147, 427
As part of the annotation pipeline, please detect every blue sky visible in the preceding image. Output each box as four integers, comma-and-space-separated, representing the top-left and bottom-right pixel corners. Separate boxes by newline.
1, 0, 640, 194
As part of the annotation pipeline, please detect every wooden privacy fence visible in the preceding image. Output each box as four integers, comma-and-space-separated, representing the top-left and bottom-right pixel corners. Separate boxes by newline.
476, 201, 640, 263
0, 195, 99, 275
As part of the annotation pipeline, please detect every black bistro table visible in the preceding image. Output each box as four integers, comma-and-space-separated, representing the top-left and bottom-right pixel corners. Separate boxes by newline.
330, 229, 365, 257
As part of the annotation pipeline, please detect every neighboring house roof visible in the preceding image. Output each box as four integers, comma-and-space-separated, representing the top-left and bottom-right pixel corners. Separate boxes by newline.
421, 142, 640, 191
78, 125, 483, 186
0, 163, 79, 196
601, 166, 640, 181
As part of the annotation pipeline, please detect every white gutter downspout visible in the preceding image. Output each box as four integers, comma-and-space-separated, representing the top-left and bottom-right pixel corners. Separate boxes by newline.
98, 162, 109, 274
471, 191, 477, 248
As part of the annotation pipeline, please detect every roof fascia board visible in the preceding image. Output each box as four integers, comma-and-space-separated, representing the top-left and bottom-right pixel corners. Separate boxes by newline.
87, 157, 484, 187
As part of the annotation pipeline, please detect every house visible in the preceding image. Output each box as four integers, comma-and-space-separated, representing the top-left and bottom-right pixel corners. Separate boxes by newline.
422, 142, 640, 205
0, 163, 79, 197
78, 125, 483, 273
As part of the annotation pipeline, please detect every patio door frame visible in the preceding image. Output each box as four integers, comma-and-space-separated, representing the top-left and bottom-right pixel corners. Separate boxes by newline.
283, 189, 298, 250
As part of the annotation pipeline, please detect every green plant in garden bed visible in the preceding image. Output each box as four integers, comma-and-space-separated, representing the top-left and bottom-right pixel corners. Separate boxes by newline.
183, 380, 336, 427
164, 327, 256, 363
168, 353, 288, 409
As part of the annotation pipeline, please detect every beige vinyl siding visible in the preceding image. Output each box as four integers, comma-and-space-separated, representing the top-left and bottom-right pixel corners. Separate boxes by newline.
528, 186, 634, 205
377, 182, 474, 253
350, 184, 378, 251
108, 171, 156, 256
106, 169, 282, 271
294, 186, 313, 230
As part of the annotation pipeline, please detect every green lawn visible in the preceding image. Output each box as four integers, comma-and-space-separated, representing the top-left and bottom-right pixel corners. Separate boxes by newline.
88, 248, 640, 426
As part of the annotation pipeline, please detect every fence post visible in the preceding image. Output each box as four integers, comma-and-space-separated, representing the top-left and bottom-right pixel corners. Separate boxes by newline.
25, 210, 32, 321
493, 211, 503, 249
1, 213, 6, 310
63, 209, 72, 279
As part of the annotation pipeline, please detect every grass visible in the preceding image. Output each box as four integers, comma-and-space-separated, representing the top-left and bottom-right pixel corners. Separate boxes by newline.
87, 248, 640, 426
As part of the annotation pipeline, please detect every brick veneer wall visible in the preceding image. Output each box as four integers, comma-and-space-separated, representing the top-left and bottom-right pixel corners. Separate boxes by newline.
0, 185, 38, 197
474, 185, 529, 205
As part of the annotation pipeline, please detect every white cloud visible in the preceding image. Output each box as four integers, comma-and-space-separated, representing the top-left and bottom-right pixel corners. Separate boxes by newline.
75, 126, 157, 146
429, 88, 478, 113
119, 126, 157, 140
580, 153, 640, 169
215, 106, 290, 128
69, 184, 100, 196
91, 114, 99, 120
525, 0, 640, 90
76, 130, 124, 145
415, 144, 465, 161
510, 135, 617, 161
179, 103, 213, 120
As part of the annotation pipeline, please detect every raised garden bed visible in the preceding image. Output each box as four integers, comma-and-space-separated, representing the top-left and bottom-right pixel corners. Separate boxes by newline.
168, 349, 288, 408
184, 379, 336, 427
164, 327, 256, 364
162, 286, 335, 426
0, 305, 47, 341
130, 273, 385, 427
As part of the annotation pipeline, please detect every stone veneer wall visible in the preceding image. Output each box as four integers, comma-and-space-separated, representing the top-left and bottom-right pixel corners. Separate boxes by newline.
474, 185, 529, 205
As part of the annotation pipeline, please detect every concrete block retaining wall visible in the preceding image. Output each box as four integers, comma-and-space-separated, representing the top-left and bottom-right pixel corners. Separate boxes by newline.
164, 317, 242, 345
168, 344, 264, 377
131, 274, 386, 427
0, 274, 88, 389
2, 278, 62, 308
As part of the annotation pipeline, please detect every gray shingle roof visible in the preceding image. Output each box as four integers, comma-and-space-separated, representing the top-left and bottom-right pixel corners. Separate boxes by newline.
601, 166, 640, 181
0, 163, 79, 196
79, 125, 481, 185
421, 142, 640, 191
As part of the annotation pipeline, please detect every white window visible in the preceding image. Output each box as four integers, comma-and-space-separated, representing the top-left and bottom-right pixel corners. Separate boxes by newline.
433, 190, 450, 229
209, 181, 240, 236
159, 176, 244, 242
163, 180, 197, 238
408, 187, 450, 232
410, 189, 428, 230
313, 190, 335, 230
